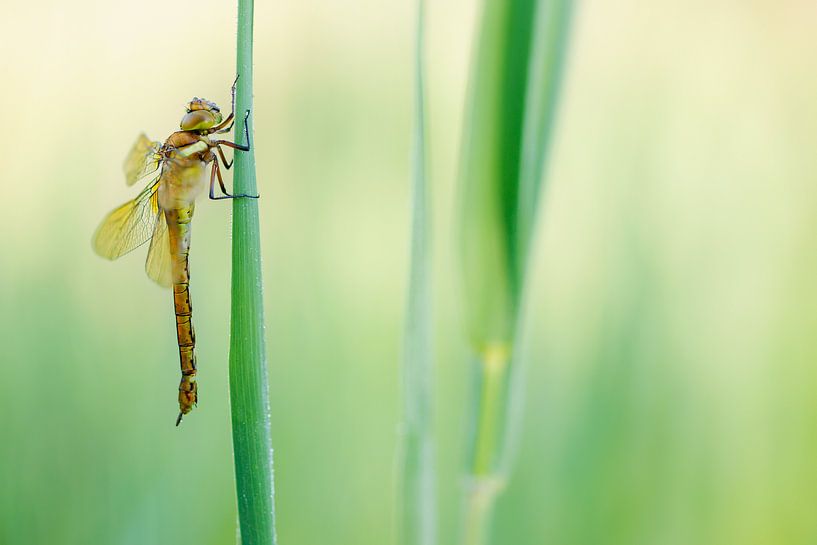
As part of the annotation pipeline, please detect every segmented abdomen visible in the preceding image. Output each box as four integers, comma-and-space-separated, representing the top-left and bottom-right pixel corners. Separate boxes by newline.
165, 206, 197, 425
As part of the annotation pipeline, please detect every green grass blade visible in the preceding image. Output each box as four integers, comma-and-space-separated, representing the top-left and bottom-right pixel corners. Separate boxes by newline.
457, 0, 574, 543
229, 0, 277, 543
501, 0, 574, 476
399, 1, 436, 544
516, 0, 573, 275
458, 0, 538, 348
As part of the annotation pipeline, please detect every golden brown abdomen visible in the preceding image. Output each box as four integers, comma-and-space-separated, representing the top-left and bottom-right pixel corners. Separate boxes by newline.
165, 206, 198, 425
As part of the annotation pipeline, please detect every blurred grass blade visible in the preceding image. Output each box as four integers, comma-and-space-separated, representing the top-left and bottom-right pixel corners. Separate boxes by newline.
502, 0, 573, 476
399, 0, 436, 544
458, 0, 535, 348
457, 0, 573, 544
516, 0, 573, 276
229, 0, 278, 544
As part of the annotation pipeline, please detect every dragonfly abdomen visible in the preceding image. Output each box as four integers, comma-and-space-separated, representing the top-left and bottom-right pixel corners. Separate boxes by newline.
166, 206, 198, 425
174, 282, 197, 425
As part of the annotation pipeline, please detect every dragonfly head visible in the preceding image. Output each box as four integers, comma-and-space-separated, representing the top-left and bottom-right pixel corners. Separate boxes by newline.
180, 98, 224, 131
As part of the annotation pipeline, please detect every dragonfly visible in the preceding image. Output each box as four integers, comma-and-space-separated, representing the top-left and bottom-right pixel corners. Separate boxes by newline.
92, 78, 256, 426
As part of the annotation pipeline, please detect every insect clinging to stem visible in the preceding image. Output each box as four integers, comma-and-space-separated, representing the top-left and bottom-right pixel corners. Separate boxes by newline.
92, 77, 257, 425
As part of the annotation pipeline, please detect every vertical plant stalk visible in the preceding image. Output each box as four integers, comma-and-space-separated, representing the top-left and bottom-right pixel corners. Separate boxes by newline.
229, 0, 277, 544
399, 1, 436, 545
458, 1, 573, 544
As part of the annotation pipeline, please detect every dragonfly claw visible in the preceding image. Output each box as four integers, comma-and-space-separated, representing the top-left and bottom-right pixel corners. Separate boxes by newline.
176, 412, 184, 426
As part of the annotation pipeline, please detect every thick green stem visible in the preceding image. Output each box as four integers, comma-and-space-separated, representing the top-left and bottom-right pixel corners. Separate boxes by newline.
229, 0, 277, 544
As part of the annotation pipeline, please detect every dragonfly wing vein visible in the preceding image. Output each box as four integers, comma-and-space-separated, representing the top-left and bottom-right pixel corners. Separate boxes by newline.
92, 176, 162, 260
145, 210, 173, 287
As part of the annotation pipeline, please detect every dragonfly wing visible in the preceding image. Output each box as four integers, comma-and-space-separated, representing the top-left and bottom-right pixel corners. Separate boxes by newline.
93, 175, 161, 260
124, 133, 161, 186
145, 210, 172, 288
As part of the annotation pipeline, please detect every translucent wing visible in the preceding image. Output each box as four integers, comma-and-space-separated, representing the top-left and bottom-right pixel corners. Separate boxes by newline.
124, 133, 161, 186
145, 210, 172, 288
92, 175, 161, 260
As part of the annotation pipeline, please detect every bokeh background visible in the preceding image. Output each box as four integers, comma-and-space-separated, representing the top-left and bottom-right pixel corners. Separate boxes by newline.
2, 1, 817, 544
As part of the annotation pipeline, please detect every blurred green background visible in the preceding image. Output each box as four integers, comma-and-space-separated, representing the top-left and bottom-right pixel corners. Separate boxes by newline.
2, 1, 817, 544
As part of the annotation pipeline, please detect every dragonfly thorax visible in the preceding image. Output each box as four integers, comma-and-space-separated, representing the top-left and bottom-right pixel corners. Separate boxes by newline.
180, 97, 223, 132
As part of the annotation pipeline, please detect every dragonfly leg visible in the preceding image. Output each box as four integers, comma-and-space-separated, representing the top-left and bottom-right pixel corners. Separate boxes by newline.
208, 158, 259, 200
208, 113, 234, 134
230, 74, 239, 112
208, 160, 223, 199
216, 144, 233, 170
212, 110, 251, 152
206, 76, 241, 135
214, 118, 235, 134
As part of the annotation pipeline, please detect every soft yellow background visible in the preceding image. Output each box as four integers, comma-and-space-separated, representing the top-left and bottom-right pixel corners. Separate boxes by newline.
1, 1, 816, 544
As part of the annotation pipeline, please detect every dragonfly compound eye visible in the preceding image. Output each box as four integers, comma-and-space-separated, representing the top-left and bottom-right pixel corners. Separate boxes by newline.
180, 109, 223, 131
